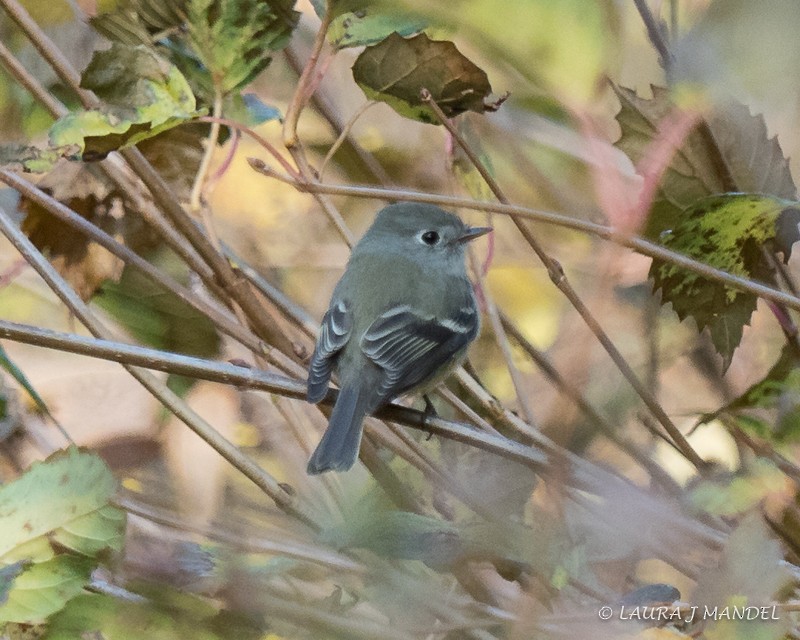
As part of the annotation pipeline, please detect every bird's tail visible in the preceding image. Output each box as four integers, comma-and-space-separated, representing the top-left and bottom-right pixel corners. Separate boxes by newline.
307, 385, 370, 474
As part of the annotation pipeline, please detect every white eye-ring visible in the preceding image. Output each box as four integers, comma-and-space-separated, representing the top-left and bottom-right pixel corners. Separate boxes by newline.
418, 230, 440, 246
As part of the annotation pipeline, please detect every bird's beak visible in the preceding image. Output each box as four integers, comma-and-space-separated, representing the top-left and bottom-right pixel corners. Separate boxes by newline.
456, 226, 493, 244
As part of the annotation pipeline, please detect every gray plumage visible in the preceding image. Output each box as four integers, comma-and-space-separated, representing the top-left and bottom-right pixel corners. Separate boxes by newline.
306, 202, 489, 474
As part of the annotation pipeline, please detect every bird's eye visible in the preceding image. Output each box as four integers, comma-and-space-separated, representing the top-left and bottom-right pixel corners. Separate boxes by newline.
420, 230, 440, 245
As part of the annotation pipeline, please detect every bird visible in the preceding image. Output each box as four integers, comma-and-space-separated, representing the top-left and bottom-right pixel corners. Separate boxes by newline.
305, 202, 491, 474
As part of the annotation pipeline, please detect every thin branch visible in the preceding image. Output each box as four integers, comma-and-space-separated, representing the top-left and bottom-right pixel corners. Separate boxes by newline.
468, 248, 538, 428
246, 167, 800, 317
196, 115, 301, 180
0, 208, 320, 531
632, 0, 674, 76
0, 0, 94, 109
283, 43, 395, 186
190, 88, 224, 213
500, 312, 681, 494
0, 38, 66, 118
319, 101, 378, 181
282, 9, 334, 150
421, 90, 706, 471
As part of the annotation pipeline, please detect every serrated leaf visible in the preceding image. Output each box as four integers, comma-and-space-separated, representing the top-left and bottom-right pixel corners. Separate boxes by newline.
47, 44, 201, 161
187, 0, 299, 95
91, 0, 187, 46
329, 10, 425, 49
352, 32, 497, 124
0, 556, 92, 624
0, 447, 121, 560
651, 194, 798, 368
701, 344, 800, 442
614, 85, 797, 240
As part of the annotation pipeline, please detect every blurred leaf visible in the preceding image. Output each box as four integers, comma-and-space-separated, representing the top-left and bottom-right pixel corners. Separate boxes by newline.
324, 509, 463, 567
614, 85, 797, 240
48, 44, 201, 161
0, 447, 121, 559
91, 0, 186, 46
689, 459, 789, 517
0, 556, 92, 624
186, 0, 299, 94
701, 344, 800, 442
451, 115, 495, 201
618, 583, 681, 606
352, 32, 498, 124
19, 162, 128, 300
650, 194, 799, 368
329, 9, 425, 49
383, 0, 617, 105
94, 252, 220, 358
672, 0, 800, 104
223, 93, 282, 128
41, 593, 226, 640
0, 144, 80, 173
694, 514, 790, 615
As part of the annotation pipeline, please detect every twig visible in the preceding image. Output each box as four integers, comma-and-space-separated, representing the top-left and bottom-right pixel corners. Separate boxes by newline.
499, 312, 681, 493
279, 9, 355, 247
0, 0, 94, 109
196, 115, 301, 180
632, 0, 674, 76
245, 168, 800, 319
319, 101, 378, 181
421, 89, 706, 471
282, 9, 333, 150
283, 43, 395, 186
190, 88, 223, 213
0, 208, 320, 531
467, 248, 538, 428
0, 38, 66, 118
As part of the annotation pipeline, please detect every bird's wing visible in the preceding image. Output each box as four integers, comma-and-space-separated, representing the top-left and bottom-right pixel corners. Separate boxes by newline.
361, 304, 478, 399
307, 300, 352, 403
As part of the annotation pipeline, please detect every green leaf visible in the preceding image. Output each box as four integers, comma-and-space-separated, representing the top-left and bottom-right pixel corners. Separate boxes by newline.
650, 194, 799, 368
91, 0, 186, 47
223, 93, 282, 127
47, 44, 201, 161
329, 9, 426, 48
352, 32, 498, 124
0, 447, 121, 560
701, 344, 800, 442
41, 593, 226, 640
0, 556, 92, 624
689, 459, 788, 517
186, 0, 299, 94
614, 85, 797, 240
